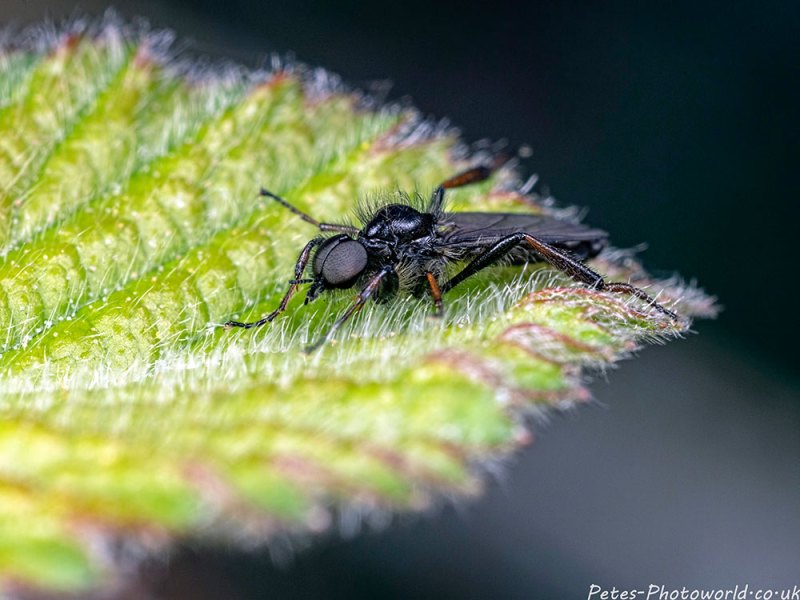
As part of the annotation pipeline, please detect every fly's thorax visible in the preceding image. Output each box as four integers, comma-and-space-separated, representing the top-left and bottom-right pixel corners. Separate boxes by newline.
362, 204, 436, 243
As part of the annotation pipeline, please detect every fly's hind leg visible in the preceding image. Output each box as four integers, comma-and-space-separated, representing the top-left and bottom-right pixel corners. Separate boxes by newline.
441, 232, 679, 320
517, 234, 679, 320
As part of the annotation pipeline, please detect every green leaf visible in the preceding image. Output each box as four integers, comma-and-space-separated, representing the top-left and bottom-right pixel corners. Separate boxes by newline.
0, 23, 716, 593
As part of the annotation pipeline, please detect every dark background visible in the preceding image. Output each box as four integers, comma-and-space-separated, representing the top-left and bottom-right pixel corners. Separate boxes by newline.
4, 1, 799, 599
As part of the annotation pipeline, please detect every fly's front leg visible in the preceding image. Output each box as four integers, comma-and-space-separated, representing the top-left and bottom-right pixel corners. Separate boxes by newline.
224, 238, 322, 330
305, 265, 395, 353
441, 233, 678, 320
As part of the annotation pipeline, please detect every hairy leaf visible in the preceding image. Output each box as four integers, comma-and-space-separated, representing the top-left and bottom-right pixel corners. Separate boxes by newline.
0, 21, 715, 594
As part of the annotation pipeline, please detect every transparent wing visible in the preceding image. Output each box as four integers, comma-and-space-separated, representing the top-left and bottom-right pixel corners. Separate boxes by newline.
441, 212, 608, 247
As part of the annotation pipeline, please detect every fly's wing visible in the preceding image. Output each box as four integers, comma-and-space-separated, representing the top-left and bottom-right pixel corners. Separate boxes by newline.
441, 212, 608, 247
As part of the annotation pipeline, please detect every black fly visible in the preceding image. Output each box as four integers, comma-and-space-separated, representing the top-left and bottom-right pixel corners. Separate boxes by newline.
224, 166, 679, 352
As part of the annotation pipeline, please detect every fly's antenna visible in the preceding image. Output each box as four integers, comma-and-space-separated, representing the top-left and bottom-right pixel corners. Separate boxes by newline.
260, 188, 321, 227
260, 188, 359, 234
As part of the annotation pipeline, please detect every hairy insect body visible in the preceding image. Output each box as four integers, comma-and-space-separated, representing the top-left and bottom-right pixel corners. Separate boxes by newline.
352, 203, 440, 295
224, 166, 679, 351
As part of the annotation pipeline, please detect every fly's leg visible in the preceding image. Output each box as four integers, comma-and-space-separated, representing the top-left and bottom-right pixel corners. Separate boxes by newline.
440, 165, 494, 190
518, 234, 679, 319
224, 238, 322, 330
426, 272, 444, 317
260, 188, 359, 234
305, 265, 395, 353
428, 162, 503, 213
441, 233, 679, 320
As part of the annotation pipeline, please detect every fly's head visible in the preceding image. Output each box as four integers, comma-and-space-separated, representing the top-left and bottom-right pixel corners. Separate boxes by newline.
305, 234, 369, 302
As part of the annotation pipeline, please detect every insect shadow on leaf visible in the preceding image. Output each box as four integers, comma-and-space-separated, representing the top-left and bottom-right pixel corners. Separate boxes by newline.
224, 164, 679, 352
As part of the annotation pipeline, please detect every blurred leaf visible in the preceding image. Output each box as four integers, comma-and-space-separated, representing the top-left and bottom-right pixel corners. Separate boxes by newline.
0, 21, 715, 594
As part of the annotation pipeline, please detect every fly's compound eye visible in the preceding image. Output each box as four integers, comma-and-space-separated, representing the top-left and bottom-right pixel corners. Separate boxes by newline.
313, 236, 368, 287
